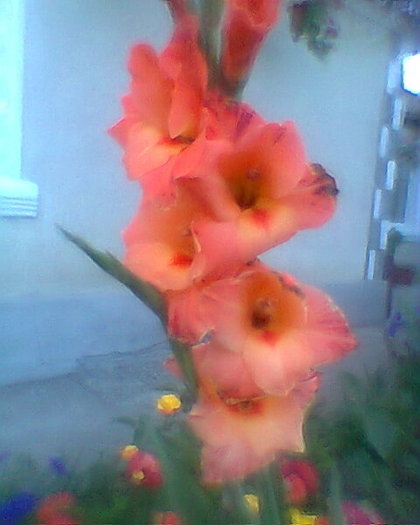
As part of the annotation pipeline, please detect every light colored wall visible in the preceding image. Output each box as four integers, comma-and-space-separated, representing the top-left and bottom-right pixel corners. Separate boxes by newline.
1, 0, 172, 297
0, 1, 392, 385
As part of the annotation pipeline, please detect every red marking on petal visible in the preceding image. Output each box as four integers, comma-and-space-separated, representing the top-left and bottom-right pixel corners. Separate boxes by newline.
251, 208, 269, 227
170, 253, 193, 267
261, 330, 278, 346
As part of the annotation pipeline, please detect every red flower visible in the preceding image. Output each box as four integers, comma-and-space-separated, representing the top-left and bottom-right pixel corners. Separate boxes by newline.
221, 0, 281, 89
154, 511, 183, 525
280, 457, 319, 505
122, 448, 163, 489
36, 493, 78, 525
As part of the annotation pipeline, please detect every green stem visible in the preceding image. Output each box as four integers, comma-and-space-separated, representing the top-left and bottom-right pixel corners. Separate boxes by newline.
327, 462, 345, 525
198, 0, 224, 88
257, 464, 283, 525
169, 337, 198, 401
225, 482, 258, 525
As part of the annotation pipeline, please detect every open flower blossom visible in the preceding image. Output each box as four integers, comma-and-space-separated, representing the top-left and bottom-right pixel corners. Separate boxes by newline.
243, 494, 260, 514
168, 264, 357, 395
36, 493, 79, 525
289, 507, 323, 525
123, 178, 247, 291
157, 393, 182, 415
176, 119, 338, 265
221, 0, 282, 89
280, 457, 319, 505
189, 373, 319, 483
153, 511, 183, 525
120, 446, 163, 488
109, 13, 208, 199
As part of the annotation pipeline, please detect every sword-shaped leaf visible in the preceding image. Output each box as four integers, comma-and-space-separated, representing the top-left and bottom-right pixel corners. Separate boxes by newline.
59, 227, 166, 322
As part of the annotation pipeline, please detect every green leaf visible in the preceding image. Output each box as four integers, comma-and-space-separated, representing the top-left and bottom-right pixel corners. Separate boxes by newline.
59, 227, 166, 322
327, 462, 345, 525
256, 464, 283, 525
363, 409, 398, 461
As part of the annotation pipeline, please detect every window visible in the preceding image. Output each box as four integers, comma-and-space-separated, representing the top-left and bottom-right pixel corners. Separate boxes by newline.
0, 0, 38, 217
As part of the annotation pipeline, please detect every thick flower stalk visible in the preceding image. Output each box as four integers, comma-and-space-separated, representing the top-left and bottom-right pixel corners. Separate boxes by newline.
109, 0, 357, 487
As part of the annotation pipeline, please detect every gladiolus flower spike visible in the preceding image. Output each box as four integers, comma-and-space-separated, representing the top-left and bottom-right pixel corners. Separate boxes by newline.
103, 0, 358, 487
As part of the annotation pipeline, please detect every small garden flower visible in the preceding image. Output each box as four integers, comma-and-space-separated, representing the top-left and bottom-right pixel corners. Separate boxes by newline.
122, 448, 163, 489
157, 393, 182, 414
0, 492, 38, 525
36, 492, 78, 525
243, 493, 260, 514
290, 507, 320, 525
153, 510, 183, 525
120, 444, 140, 461
280, 457, 319, 505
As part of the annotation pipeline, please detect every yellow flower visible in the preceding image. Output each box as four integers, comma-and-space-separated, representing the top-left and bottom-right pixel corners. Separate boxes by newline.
157, 394, 182, 415
120, 445, 139, 461
130, 470, 145, 485
290, 508, 319, 525
243, 494, 260, 514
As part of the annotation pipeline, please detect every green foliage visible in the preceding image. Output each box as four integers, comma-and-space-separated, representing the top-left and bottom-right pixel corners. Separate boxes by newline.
2, 354, 419, 523
59, 227, 166, 322
305, 354, 420, 524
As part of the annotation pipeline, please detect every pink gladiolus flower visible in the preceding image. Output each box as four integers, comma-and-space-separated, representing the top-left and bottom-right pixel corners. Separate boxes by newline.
179, 120, 337, 264
124, 179, 245, 291
166, 341, 264, 399
221, 0, 281, 89
109, 14, 208, 197
189, 374, 319, 483
168, 264, 357, 395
